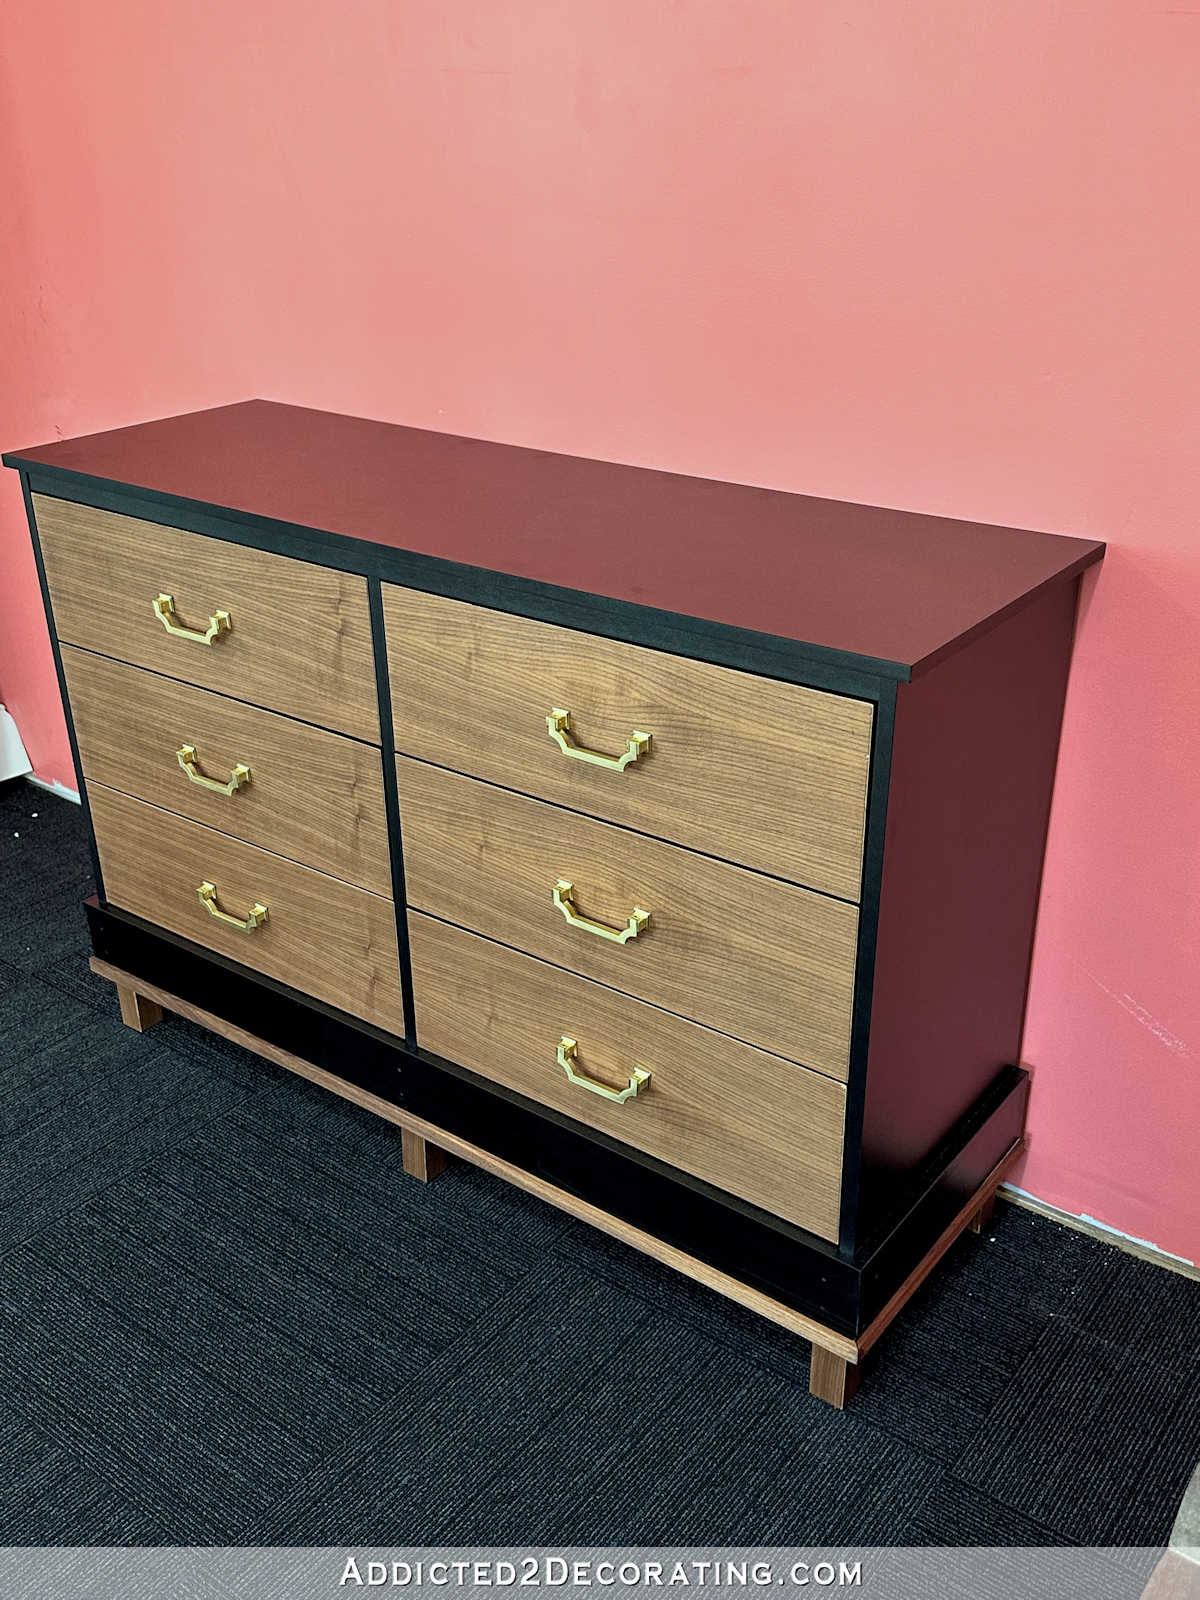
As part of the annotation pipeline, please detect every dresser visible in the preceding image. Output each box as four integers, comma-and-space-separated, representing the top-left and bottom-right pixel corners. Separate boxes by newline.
5, 402, 1104, 1406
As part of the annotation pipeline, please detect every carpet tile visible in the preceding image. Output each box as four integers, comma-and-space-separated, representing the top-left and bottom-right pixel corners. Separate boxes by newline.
0, 780, 1196, 1548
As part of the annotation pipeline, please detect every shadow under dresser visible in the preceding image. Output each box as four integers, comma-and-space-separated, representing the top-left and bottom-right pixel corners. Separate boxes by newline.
4, 401, 1104, 1407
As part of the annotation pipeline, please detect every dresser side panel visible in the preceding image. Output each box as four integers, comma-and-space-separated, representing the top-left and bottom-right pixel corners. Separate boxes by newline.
858, 579, 1079, 1219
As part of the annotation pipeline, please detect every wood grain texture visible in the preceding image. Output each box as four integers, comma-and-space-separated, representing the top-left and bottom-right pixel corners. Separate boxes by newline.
117, 984, 162, 1032
10, 400, 1104, 678
408, 913, 845, 1239
395, 757, 857, 1078
88, 785, 405, 1036
87, 956, 860, 1361
809, 1347, 860, 1408
63, 647, 391, 894
90, 953, 1019, 1378
33, 494, 379, 742
385, 586, 874, 900
401, 1129, 447, 1183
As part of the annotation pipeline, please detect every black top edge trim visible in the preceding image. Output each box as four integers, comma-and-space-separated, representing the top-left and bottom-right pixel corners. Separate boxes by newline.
14, 460, 911, 687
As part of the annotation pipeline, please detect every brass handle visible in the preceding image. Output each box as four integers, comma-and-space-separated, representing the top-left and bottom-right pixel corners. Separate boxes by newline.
546, 708, 651, 772
196, 881, 268, 933
553, 880, 650, 944
557, 1037, 650, 1104
177, 744, 252, 796
153, 592, 231, 645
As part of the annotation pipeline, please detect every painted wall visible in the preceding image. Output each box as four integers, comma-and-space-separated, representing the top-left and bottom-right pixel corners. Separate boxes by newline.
1, 2, 1196, 1259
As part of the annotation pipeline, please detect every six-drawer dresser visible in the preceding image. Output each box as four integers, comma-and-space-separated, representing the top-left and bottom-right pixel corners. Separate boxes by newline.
5, 401, 1104, 1406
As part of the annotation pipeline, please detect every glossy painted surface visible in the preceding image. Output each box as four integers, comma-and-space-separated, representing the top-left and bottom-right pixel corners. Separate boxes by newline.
6, 400, 1100, 677
1, 2, 1195, 1262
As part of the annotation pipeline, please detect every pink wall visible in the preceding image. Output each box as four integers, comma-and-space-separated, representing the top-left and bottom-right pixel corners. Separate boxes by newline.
2, 2, 1196, 1259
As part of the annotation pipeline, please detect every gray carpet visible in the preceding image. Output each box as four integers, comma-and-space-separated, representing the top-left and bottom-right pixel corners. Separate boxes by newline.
1, 779, 1197, 1547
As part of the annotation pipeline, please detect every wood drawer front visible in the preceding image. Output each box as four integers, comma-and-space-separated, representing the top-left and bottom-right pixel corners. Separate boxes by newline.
62, 649, 391, 896
88, 786, 405, 1036
396, 758, 857, 1080
384, 588, 873, 901
409, 913, 845, 1240
34, 496, 379, 743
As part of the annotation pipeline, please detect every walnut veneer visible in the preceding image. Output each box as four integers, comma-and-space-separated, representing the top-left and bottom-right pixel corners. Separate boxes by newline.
7, 399, 1103, 1406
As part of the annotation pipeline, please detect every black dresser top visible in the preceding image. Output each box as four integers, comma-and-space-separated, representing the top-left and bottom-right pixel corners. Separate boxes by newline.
6, 399, 1103, 680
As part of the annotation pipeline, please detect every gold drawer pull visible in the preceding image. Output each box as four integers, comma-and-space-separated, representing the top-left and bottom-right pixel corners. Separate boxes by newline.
177, 744, 252, 796
546, 708, 651, 772
553, 879, 650, 944
153, 592, 231, 645
557, 1037, 650, 1104
196, 881, 268, 933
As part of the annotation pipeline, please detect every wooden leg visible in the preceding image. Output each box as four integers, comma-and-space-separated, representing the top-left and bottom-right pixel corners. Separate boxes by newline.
402, 1128, 447, 1183
809, 1345, 861, 1408
970, 1193, 997, 1234
116, 983, 163, 1033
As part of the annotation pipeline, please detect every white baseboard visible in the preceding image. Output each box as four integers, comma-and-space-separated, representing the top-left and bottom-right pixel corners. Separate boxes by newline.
0, 705, 31, 782
1000, 1183, 1198, 1280
26, 773, 81, 803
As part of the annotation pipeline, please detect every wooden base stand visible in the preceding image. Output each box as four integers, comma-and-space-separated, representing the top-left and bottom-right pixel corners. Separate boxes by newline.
98, 957, 1021, 1410
401, 1128, 447, 1183
808, 1345, 861, 1407
116, 983, 163, 1033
